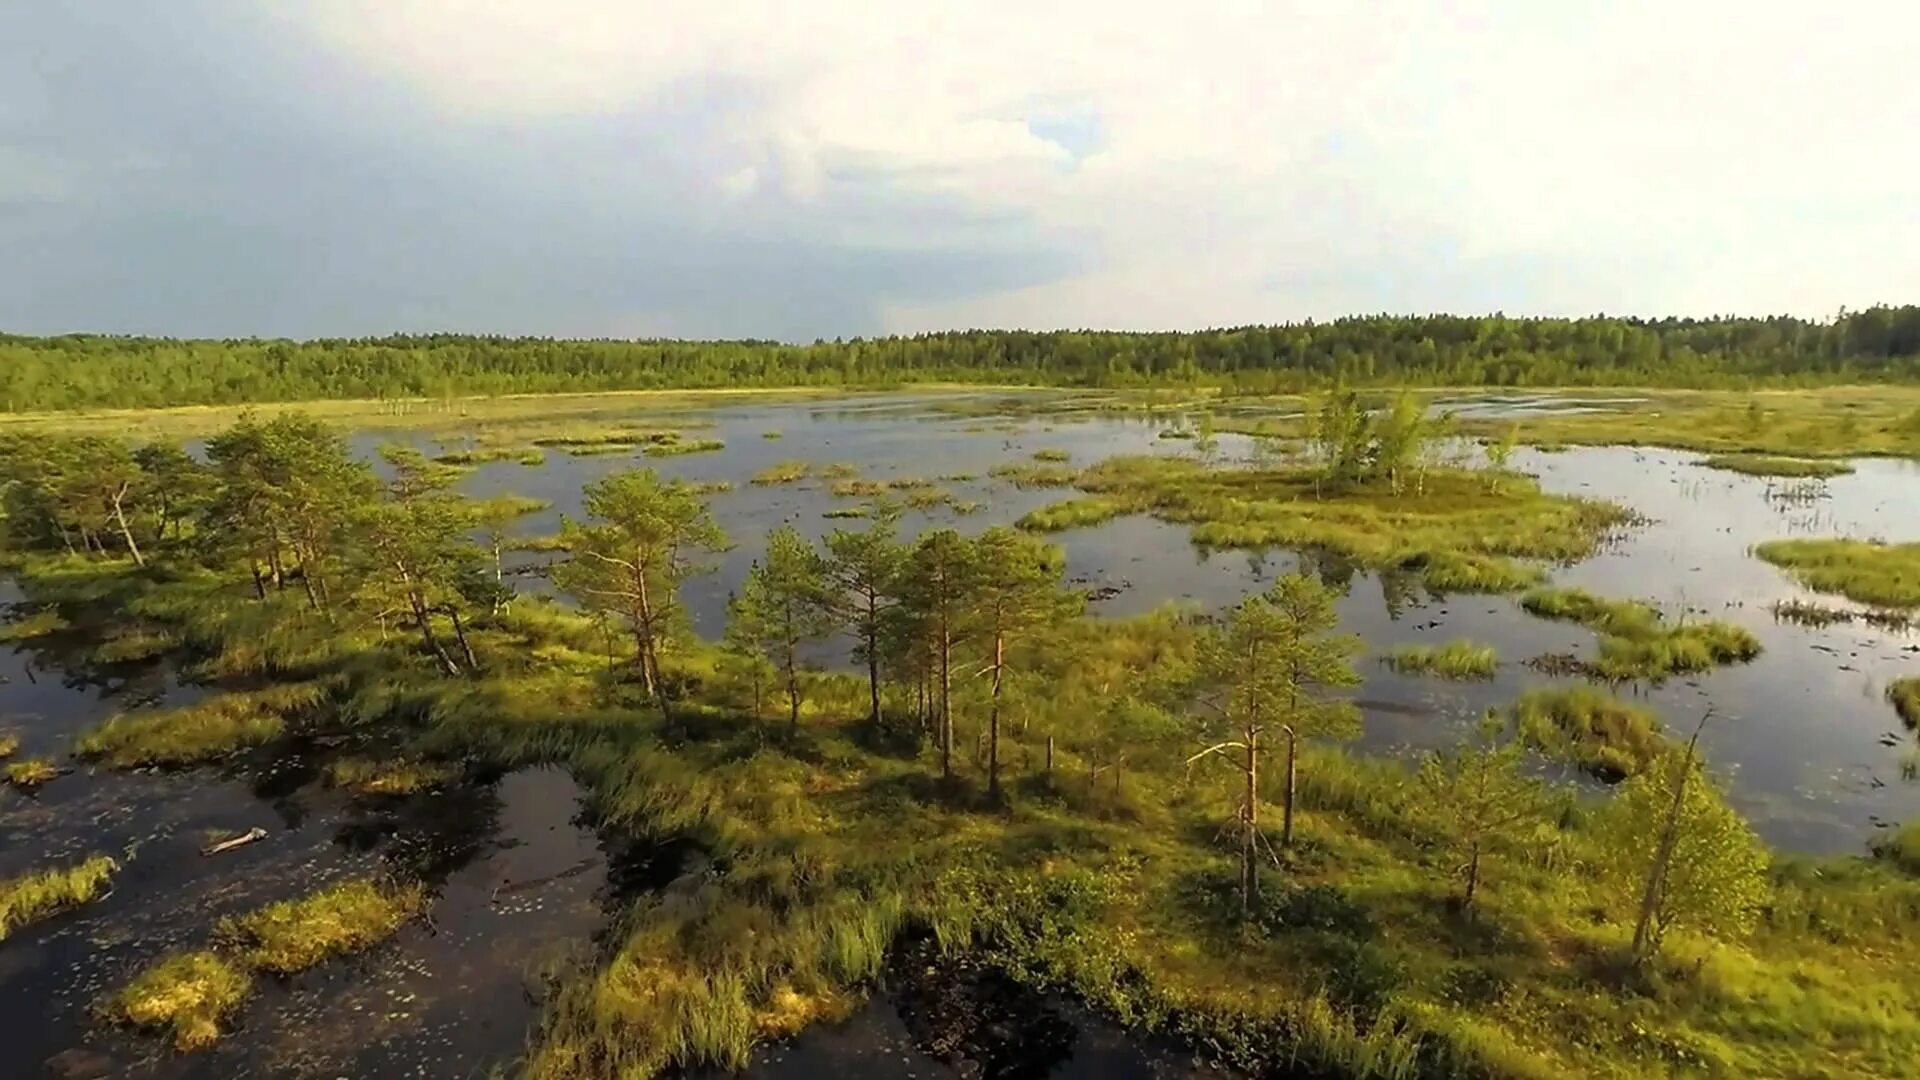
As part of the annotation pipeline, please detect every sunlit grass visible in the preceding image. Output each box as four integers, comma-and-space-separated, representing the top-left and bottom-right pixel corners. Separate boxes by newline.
1015, 496, 1130, 532
752, 460, 811, 485
75, 682, 330, 767
1384, 640, 1498, 679
1509, 686, 1665, 780
216, 878, 427, 974
1699, 453, 1853, 477
1889, 678, 1920, 730
324, 758, 458, 795
1521, 585, 1761, 679
107, 950, 253, 1050
0, 855, 117, 940
1755, 539, 1920, 609
3, 758, 59, 788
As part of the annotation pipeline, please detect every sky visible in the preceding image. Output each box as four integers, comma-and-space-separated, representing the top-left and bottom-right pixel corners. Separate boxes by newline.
3, 2, 1916, 341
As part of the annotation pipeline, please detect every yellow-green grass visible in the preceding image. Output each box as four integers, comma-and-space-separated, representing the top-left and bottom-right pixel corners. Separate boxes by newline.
216, 879, 427, 974
1699, 453, 1854, 478
324, 758, 459, 796
822, 506, 870, 520
643, 438, 726, 457
1031, 448, 1073, 462
75, 683, 329, 768
0, 731, 16, 759
1754, 539, 1920, 610
1510, 686, 1665, 781
752, 460, 812, 485
1015, 496, 1131, 532
106, 950, 253, 1050
434, 446, 545, 466
472, 493, 551, 520
829, 476, 933, 498
0, 608, 71, 642
4, 758, 59, 788
988, 462, 1081, 489
1521, 586, 1761, 679
1383, 640, 1499, 679
1874, 822, 1920, 875
0, 855, 117, 940
1890, 678, 1920, 730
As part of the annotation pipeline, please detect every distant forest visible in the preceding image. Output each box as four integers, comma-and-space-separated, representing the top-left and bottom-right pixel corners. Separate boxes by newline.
5, 306, 1919, 410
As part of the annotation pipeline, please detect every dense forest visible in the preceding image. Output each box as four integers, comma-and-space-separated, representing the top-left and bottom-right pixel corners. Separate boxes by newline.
5, 306, 1920, 410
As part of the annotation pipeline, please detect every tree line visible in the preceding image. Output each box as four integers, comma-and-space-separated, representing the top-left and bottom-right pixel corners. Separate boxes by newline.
5, 305, 1920, 410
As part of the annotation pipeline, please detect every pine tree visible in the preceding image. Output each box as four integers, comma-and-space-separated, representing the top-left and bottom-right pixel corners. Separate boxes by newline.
968, 527, 1078, 802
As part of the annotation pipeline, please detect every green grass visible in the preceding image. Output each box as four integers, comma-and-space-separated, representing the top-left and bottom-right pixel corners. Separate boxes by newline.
1521, 586, 1761, 680
433, 446, 544, 466
75, 683, 329, 767
1510, 686, 1665, 780
1399, 551, 1546, 594
762, 430, 783, 439
0, 855, 117, 940
216, 878, 427, 974
988, 462, 1081, 489
1384, 640, 1499, 679
1889, 678, 1920, 730
3, 758, 59, 788
0, 608, 71, 642
1031, 448, 1073, 462
1873, 822, 1920, 874
752, 460, 811, 485
472, 493, 551, 519
822, 506, 870, 520
324, 758, 458, 795
0, 731, 16, 759
1015, 496, 1131, 532
1754, 539, 1920, 609
1699, 453, 1854, 478
106, 950, 253, 1050
643, 437, 726, 457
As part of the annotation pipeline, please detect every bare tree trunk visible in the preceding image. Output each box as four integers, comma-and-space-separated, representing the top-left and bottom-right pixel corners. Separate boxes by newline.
1633, 718, 1710, 965
109, 483, 144, 567
447, 605, 479, 673
988, 631, 1005, 801
1465, 841, 1482, 909
250, 563, 268, 600
938, 627, 953, 782
409, 589, 461, 676
1282, 726, 1299, 849
1243, 724, 1259, 915
786, 637, 801, 738
1045, 735, 1054, 780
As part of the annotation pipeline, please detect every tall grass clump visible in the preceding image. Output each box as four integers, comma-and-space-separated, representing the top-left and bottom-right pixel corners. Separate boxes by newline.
752, 460, 811, 485
1399, 551, 1545, 594
1509, 687, 1665, 781
1755, 539, 1920, 609
0, 855, 117, 940
1872, 822, 1920, 875
4, 758, 59, 788
1889, 678, 1920, 730
1384, 640, 1498, 680
644, 438, 725, 457
106, 950, 253, 1050
988, 462, 1080, 489
0, 731, 17, 759
1699, 453, 1853, 478
324, 758, 458, 795
75, 682, 330, 767
1521, 586, 1760, 679
1015, 496, 1133, 532
216, 878, 427, 973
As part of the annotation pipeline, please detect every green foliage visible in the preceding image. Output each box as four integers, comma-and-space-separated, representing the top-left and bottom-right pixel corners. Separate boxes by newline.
1755, 538, 1920, 609
1873, 822, 1920, 874
3, 758, 59, 788
1595, 752, 1771, 956
1889, 678, 1920, 729
1509, 687, 1665, 781
1414, 734, 1546, 906
0, 730, 15, 758
1384, 640, 1498, 679
1031, 448, 1073, 462
1014, 496, 1130, 532
1521, 586, 1761, 679
107, 950, 253, 1050
324, 758, 458, 795
1699, 453, 1853, 478
216, 878, 427, 973
751, 460, 810, 485
735, 526, 836, 733
0, 855, 117, 939
988, 461, 1081, 489
76, 683, 327, 767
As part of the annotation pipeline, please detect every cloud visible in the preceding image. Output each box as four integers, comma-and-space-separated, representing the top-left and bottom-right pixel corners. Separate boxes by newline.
3, 2, 1916, 337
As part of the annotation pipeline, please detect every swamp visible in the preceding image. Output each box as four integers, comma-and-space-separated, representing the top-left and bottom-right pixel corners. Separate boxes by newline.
1, 386, 1918, 1078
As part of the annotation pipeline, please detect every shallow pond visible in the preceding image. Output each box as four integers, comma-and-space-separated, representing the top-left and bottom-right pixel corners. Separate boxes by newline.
4, 389, 1918, 1077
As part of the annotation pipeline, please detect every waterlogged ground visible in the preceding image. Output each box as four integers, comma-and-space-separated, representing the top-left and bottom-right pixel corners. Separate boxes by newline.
4, 389, 1919, 1077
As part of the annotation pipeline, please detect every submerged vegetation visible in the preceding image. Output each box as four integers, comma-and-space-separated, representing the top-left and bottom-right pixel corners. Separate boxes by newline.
1754, 538, 1920, 609
0, 855, 117, 940
1383, 640, 1499, 679
1, 408, 1917, 1077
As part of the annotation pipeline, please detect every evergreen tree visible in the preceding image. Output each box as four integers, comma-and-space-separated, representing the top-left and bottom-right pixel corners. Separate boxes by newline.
824, 515, 907, 733
968, 527, 1078, 802
737, 526, 834, 737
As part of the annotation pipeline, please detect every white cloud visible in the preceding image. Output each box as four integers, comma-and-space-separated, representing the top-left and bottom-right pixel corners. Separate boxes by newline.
289, 1, 1920, 329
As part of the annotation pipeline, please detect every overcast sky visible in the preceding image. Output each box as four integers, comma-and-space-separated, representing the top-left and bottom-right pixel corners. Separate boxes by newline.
4, 2, 1915, 341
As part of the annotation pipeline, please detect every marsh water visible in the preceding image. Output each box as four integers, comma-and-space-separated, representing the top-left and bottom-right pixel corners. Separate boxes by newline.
3, 390, 1917, 1076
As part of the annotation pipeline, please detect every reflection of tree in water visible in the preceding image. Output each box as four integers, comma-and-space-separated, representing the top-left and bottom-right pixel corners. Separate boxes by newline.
333, 775, 506, 890
889, 938, 1077, 1079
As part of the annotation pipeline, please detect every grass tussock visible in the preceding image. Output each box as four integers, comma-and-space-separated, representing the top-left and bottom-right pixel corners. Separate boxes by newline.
106, 950, 253, 1050
1031, 448, 1073, 462
3, 757, 59, 788
0, 730, 16, 758
1399, 551, 1545, 594
752, 460, 811, 485
1510, 686, 1665, 780
433, 446, 544, 466
988, 462, 1081, 489
1873, 822, 1920, 874
0, 855, 117, 940
216, 878, 427, 974
644, 438, 725, 457
75, 682, 330, 768
1015, 496, 1131, 532
1755, 539, 1920, 610
1521, 585, 1761, 679
1889, 678, 1920, 730
1384, 640, 1498, 679
324, 758, 458, 795
1699, 453, 1854, 478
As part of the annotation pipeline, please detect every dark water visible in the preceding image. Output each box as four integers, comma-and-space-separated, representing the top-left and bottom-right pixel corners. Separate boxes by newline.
4, 390, 1918, 1077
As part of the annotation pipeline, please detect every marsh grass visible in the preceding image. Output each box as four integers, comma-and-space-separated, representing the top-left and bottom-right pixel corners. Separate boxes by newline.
822, 506, 870, 520
472, 493, 550, 520
1521, 586, 1761, 679
324, 758, 458, 795
76, 682, 330, 767
1031, 448, 1073, 462
1889, 678, 1920, 730
1755, 539, 1920, 609
644, 438, 726, 457
0, 731, 16, 758
1510, 687, 1665, 780
0, 855, 116, 940
1873, 822, 1920, 874
1384, 640, 1498, 679
434, 446, 544, 466
216, 878, 427, 974
1015, 496, 1130, 532
988, 462, 1081, 489
106, 950, 253, 1050
0, 608, 70, 642
1399, 551, 1545, 594
3, 758, 59, 788
1699, 453, 1853, 478
1767, 599, 1915, 631
752, 460, 811, 485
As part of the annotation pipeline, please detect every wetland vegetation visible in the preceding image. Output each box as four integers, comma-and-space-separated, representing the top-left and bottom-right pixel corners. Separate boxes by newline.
0, 386, 1917, 1079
